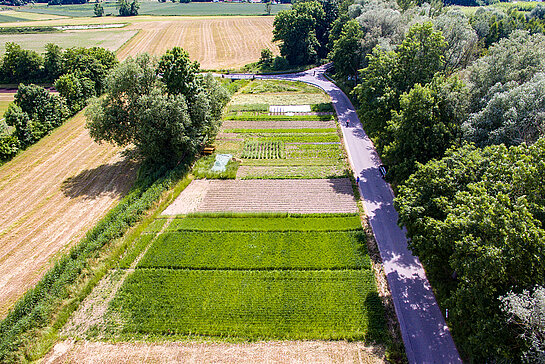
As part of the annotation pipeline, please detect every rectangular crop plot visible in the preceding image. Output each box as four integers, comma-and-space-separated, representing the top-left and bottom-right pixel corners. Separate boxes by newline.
241, 141, 283, 159
164, 215, 362, 232
137, 231, 370, 270
108, 269, 386, 341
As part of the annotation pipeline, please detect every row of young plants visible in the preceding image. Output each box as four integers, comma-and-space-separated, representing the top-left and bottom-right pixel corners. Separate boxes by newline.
226, 102, 334, 113
240, 140, 284, 159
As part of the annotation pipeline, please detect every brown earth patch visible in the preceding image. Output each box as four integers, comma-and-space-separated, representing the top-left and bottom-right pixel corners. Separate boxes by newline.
0, 111, 137, 318
44, 340, 386, 364
164, 179, 357, 214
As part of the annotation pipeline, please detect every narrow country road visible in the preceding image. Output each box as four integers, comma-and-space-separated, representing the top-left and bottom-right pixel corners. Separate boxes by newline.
227, 65, 462, 363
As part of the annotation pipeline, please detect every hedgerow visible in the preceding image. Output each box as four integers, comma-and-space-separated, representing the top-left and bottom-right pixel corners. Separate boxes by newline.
107, 269, 386, 341
137, 230, 370, 270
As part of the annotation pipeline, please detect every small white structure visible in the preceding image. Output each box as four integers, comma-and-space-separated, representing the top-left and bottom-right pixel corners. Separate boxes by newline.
269, 105, 311, 114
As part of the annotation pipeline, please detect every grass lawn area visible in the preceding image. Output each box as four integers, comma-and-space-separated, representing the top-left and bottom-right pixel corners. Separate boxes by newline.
107, 269, 385, 341
20, 2, 290, 17
0, 100, 12, 118
0, 10, 67, 21
0, 29, 137, 53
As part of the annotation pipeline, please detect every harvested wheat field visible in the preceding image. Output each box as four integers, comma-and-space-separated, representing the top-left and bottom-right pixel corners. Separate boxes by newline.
0, 111, 138, 318
116, 17, 278, 69
44, 340, 385, 364
163, 179, 358, 214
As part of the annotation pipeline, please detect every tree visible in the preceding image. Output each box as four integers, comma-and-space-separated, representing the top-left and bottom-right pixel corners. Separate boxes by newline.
501, 286, 545, 363
157, 47, 200, 96
382, 75, 468, 183
86, 51, 229, 166
464, 73, 545, 147
330, 20, 364, 83
118, 0, 139, 16
4, 105, 35, 149
259, 48, 274, 68
62, 47, 118, 94
55, 73, 95, 115
265, 0, 272, 15
273, 6, 319, 65
467, 30, 545, 112
1, 43, 43, 83
353, 22, 446, 148
94, 2, 105, 17
44, 43, 63, 81
395, 140, 545, 361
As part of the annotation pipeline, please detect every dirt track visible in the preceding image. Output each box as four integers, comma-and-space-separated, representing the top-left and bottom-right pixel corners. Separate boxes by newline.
44, 340, 385, 364
0, 111, 137, 318
116, 17, 278, 69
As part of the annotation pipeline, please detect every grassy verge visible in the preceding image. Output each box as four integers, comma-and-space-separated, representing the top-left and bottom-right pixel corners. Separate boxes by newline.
191, 154, 239, 179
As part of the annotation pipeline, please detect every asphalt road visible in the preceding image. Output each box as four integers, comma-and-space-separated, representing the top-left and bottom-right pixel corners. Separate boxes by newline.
227, 65, 462, 363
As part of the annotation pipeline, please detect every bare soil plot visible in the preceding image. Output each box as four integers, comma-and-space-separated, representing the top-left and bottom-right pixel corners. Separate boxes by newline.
163, 179, 357, 214
44, 340, 385, 364
117, 17, 278, 70
222, 120, 337, 129
0, 111, 137, 318
230, 93, 331, 105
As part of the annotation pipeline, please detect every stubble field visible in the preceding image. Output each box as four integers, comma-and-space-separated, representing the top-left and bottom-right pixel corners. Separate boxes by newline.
0, 111, 137, 317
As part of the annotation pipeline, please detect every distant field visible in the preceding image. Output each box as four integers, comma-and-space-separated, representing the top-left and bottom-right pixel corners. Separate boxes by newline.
117, 17, 278, 70
0, 93, 14, 118
20, 2, 290, 17
0, 29, 137, 53
0, 10, 67, 21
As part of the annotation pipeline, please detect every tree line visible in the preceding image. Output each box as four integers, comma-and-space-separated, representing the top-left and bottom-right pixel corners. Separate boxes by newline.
270, 0, 545, 361
0, 44, 117, 161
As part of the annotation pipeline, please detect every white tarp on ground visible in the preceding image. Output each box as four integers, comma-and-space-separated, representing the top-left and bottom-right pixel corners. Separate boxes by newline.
211, 154, 232, 172
269, 105, 311, 113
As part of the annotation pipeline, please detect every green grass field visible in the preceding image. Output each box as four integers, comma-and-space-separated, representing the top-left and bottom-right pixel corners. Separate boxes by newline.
108, 269, 385, 341
0, 29, 137, 53
20, 2, 290, 17
0, 100, 12, 117
137, 230, 370, 269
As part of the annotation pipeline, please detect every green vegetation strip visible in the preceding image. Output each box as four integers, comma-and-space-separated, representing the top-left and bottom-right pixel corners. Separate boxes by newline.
161, 216, 362, 232
226, 128, 337, 134
137, 231, 369, 270
224, 114, 334, 121
108, 269, 386, 341
0, 27, 60, 34
253, 134, 340, 143
241, 141, 283, 159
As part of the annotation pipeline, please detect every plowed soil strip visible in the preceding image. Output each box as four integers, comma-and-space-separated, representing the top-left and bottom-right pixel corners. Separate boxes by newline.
0, 111, 137, 318
44, 340, 385, 364
163, 179, 358, 214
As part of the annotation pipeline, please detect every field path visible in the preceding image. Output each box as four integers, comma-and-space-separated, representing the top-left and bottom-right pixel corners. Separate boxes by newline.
0, 111, 138, 318
226, 67, 462, 363
116, 17, 278, 69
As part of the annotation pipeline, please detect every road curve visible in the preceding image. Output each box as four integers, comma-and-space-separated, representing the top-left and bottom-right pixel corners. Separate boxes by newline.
226, 65, 462, 364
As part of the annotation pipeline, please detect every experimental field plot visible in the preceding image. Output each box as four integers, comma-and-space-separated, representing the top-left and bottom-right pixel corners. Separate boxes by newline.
85, 215, 387, 343
213, 80, 348, 179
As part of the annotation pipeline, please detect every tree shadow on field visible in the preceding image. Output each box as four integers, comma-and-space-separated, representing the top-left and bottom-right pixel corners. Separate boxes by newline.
61, 157, 139, 200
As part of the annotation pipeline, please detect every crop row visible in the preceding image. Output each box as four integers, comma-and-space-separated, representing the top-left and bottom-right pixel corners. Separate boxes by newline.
226, 103, 334, 113
248, 134, 340, 143
224, 113, 334, 121
241, 141, 283, 159
225, 128, 337, 134
108, 269, 386, 341
160, 215, 362, 232
137, 230, 370, 270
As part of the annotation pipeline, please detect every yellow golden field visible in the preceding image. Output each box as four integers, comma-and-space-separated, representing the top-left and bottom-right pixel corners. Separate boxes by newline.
117, 17, 279, 69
